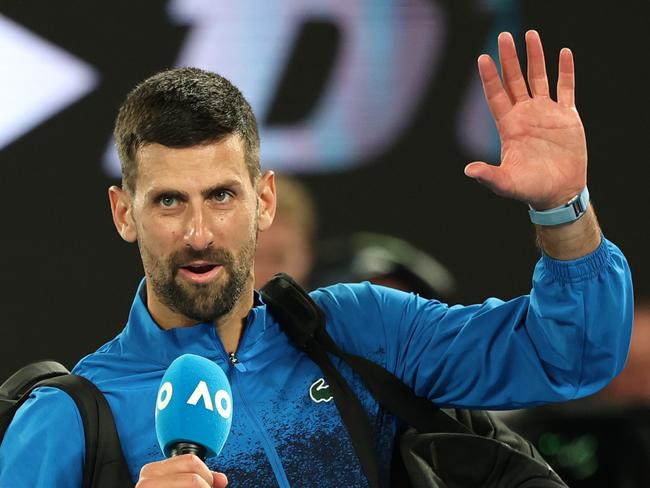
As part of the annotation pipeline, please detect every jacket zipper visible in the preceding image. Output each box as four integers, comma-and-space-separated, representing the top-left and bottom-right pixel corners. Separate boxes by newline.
229, 355, 291, 487
215, 325, 291, 487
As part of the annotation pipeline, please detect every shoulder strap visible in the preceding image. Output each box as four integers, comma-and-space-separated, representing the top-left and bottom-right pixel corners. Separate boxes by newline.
1, 361, 72, 434
1, 363, 133, 488
0, 360, 69, 402
260, 273, 471, 464
261, 274, 383, 488
38, 375, 134, 488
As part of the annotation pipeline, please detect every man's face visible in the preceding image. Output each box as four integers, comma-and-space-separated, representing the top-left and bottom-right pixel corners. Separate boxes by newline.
117, 135, 272, 324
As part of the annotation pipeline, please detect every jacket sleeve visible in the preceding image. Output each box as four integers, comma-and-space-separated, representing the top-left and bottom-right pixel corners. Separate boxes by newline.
316, 236, 633, 410
0, 386, 84, 487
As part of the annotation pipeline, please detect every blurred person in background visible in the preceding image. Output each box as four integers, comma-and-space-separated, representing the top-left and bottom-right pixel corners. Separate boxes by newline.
252, 173, 458, 303
311, 231, 456, 302
254, 174, 317, 289
598, 299, 650, 404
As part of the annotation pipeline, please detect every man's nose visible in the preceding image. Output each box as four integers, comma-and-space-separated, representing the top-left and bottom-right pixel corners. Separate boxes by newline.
183, 206, 214, 250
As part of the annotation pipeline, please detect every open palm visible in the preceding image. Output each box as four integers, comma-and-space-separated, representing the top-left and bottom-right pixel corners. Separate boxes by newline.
465, 31, 587, 210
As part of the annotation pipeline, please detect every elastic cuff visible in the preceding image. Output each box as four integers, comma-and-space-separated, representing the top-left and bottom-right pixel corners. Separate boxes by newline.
541, 235, 610, 284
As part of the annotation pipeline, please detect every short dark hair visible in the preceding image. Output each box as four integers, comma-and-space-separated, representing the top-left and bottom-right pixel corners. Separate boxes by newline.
114, 67, 260, 193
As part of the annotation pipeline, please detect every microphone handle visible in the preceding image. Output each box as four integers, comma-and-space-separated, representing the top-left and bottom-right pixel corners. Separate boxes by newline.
169, 442, 207, 461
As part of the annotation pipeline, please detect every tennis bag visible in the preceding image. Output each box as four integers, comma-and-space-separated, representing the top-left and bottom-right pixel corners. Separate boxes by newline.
0, 361, 134, 488
261, 273, 568, 488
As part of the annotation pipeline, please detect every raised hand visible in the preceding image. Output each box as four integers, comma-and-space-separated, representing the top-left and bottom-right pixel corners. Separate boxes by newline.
465, 30, 587, 210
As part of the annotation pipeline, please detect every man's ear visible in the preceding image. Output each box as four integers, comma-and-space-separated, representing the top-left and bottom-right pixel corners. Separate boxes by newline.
108, 186, 137, 243
256, 171, 276, 232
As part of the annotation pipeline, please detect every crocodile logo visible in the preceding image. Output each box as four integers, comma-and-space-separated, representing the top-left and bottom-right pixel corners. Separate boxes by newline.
309, 378, 333, 403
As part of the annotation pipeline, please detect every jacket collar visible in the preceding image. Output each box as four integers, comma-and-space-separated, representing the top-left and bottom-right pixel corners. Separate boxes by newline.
117, 279, 268, 367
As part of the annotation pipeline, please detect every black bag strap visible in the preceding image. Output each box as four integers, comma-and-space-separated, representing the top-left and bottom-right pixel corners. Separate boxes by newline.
1, 364, 133, 488
39, 375, 134, 488
329, 346, 472, 435
0, 360, 70, 400
261, 274, 474, 430
0, 361, 72, 435
261, 274, 480, 486
261, 274, 383, 488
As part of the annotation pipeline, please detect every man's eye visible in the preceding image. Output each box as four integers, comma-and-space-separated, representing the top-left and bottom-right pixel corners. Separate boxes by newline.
160, 196, 178, 208
213, 191, 232, 203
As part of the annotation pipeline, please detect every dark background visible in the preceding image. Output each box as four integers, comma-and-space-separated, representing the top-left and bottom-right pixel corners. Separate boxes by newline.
0, 0, 648, 381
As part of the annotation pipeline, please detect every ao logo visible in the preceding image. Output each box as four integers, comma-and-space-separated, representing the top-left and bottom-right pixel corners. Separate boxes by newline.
157, 380, 232, 419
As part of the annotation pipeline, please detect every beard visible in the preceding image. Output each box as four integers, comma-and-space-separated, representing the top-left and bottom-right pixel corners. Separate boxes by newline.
140, 236, 257, 323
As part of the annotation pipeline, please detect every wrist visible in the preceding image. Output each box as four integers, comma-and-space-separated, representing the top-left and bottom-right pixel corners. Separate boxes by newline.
536, 205, 601, 260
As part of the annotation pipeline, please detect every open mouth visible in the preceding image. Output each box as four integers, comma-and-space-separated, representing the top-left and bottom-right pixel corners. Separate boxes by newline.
178, 262, 223, 283
182, 264, 217, 274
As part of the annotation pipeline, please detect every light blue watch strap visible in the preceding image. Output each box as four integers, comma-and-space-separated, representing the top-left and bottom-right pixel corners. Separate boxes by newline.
528, 187, 590, 226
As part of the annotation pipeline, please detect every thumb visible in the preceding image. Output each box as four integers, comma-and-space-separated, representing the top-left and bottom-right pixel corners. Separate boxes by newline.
464, 162, 508, 195
212, 471, 228, 487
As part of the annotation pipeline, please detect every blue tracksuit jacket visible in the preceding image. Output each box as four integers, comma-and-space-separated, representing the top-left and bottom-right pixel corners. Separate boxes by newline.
0, 237, 634, 487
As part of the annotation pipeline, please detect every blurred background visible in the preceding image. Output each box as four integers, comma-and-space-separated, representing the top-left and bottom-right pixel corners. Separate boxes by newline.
0, 1, 648, 485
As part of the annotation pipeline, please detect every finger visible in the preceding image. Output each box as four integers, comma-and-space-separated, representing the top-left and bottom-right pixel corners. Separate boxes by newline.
138, 455, 214, 486
525, 30, 550, 97
498, 32, 529, 103
477, 54, 513, 121
557, 48, 575, 107
136, 473, 213, 487
212, 472, 229, 488
464, 162, 511, 196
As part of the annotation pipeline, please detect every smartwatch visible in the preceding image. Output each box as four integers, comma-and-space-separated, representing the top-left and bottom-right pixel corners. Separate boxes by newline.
528, 187, 590, 226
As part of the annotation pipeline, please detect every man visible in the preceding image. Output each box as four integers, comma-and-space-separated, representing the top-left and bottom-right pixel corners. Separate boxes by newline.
0, 31, 633, 487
